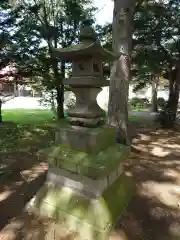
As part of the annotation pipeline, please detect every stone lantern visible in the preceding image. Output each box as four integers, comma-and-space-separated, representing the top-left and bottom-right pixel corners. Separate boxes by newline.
31, 20, 134, 240
53, 20, 116, 128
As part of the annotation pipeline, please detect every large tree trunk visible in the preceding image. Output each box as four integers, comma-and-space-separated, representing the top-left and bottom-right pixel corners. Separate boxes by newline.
108, 0, 135, 145
151, 74, 159, 112
167, 63, 180, 122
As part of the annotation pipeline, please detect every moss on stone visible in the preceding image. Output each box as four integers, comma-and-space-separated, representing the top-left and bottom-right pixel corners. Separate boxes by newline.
33, 174, 134, 240
38, 144, 130, 179
55, 125, 117, 153
79, 145, 130, 178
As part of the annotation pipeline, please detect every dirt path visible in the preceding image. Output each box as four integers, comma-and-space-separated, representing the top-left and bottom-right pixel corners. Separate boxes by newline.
117, 127, 180, 239
1, 124, 180, 239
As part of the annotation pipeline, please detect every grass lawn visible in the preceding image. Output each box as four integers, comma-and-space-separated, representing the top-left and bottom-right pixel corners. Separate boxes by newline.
0, 109, 143, 153
2, 109, 55, 125
0, 109, 58, 153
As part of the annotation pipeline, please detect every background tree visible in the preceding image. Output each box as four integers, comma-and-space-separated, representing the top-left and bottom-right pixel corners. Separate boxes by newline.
20, 0, 96, 119
0, 1, 32, 123
133, 0, 180, 124
0, 0, 96, 120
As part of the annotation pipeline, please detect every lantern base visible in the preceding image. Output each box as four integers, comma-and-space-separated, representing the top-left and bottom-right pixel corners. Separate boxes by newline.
27, 173, 134, 240
37, 143, 130, 180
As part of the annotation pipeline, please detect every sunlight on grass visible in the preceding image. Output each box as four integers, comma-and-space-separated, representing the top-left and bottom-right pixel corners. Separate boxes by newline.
0, 123, 56, 153
0, 109, 143, 153
2, 109, 55, 125
0, 109, 59, 153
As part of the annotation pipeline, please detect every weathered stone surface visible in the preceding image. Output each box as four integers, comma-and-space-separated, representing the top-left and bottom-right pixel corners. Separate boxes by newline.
45, 162, 123, 198
67, 88, 104, 118
66, 87, 106, 127
67, 116, 105, 128
78, 146, 129, 179
55, 125, 116, 153
47, 169, 106, 198
52, 20, 117, 128
38, 144, 130, 179
65, 76, 109, 86
52, 20, 117, 62
29, 174, 134, 240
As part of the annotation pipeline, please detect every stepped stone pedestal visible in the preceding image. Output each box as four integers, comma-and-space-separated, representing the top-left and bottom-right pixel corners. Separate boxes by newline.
27, 20, 134, 240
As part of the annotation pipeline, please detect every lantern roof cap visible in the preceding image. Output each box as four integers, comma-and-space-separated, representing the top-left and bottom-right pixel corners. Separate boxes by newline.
52, 20, 118, 61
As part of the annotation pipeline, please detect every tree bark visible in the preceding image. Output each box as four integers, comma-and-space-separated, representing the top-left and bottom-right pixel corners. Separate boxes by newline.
167, 62, 180, 122
108, 0, 135, 145
151, 74, 159, 112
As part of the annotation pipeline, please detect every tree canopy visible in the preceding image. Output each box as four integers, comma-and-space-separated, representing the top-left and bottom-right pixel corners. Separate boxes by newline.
0, 0, 97, 119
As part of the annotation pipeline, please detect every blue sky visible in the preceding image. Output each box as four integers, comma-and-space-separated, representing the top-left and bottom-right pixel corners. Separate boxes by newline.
93, 0, 114, 25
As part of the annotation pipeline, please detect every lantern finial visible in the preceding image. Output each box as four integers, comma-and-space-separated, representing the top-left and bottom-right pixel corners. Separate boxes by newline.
79, 19, 97, 42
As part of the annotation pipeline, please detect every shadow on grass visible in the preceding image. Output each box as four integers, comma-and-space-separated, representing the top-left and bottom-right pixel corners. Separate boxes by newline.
0, 117, 68, 190
0, 121, 54, 186
0, 121, 56, 153
0, 119, 64, 231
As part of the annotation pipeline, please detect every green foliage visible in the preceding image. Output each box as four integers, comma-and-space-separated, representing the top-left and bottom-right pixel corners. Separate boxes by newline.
0, 109, 56, 152
0, 2, 42, 74
158, 106, 175, 128
133, 0, 180, 89
2, 109, 54, 124
129, 97, 150, 110
0, 0, 97, 120
66, 97, 76, 110
157, 97, 166, 109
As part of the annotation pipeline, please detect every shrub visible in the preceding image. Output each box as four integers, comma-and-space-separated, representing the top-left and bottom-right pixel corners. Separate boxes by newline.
66, 98, 76, 109
157, 97, 166, 108
158, 105, 175, 128
129, 97, 150, 109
